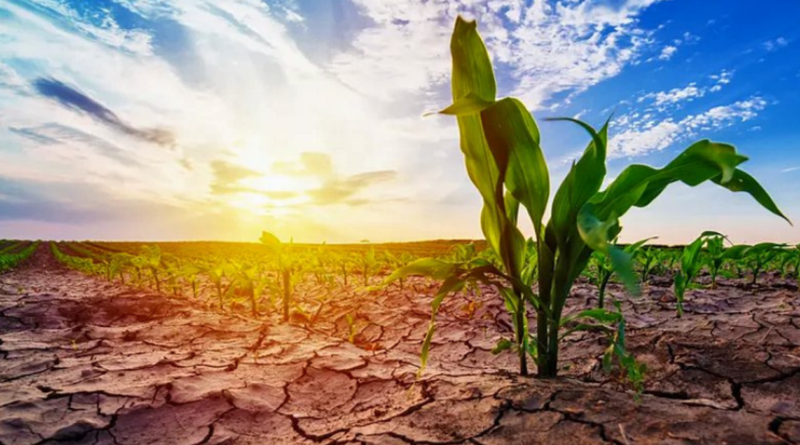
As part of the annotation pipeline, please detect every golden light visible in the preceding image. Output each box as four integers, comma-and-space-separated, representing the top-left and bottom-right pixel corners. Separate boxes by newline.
226, 172, 316, 214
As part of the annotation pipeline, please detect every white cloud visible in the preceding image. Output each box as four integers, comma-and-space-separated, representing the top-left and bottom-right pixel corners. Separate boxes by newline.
23, 0, 154, 55
640, 83, 704, 106
658, 45, 677, 60
764, 37, 789, 52
329, 0, 665, 108
610, 97, 767, 157
638, 69, 734, 108
709, 69, 733, 92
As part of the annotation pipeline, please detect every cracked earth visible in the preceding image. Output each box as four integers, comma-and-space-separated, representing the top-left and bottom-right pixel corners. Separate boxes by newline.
1, 245, 799, 444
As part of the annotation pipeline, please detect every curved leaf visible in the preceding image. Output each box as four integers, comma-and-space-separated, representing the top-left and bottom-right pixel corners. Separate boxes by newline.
480, 98, 549, 241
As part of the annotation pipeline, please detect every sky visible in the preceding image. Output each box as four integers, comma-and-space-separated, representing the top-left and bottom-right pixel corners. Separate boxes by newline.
0, 0, 799, 245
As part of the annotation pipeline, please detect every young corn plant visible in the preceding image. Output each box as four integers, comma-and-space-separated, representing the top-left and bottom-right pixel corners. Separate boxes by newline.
336, 252, 353, 287
745, 243, 786, 285
674, 231, 723, 317
386, 17, 788, 379
224, 260, 267, 317
138, 246, 163, 292
386, 252, 416, 290
638, 247, 661, 284
793, 245, 800, 283
260, 231, 295, 321
705, 236, 750, 288
359, 246, 378, 287
180, 263, 204, 299
777, 250, 795, 279
591, 238, 653, 309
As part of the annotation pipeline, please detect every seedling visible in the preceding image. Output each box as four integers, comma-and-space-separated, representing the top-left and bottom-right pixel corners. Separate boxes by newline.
674, 231, 724, 317
260, 231, 295, 321
745, 243, 786, 285
591, 238, 653, 309
359, 246, 378, 287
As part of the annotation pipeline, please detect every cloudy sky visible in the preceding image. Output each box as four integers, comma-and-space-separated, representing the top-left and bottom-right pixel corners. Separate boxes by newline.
1, 0, 798, 244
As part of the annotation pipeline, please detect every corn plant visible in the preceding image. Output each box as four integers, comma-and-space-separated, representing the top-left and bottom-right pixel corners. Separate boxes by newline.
224, 260, 267, 317
745, 242, 786, 285
359, 246, 378, 287
793, 245, 800, 283
591, 238, 652, 309
335, 252, 353, 287
674, 231, 723, 317
344, 312, 358, 344
704, 236, 749, 288
386, 251, 416, 290
386, 17, 788, 378
204, 262, 228, 309
178, 263, 203, 299
638, 247, 662, 283
260, 231, 295, 321
106, 252, 133, 284
777, 249, 795, 279
137, 246, 163, 292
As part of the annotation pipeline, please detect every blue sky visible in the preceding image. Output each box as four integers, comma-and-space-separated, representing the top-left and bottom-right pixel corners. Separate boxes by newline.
0, 0, 798, 244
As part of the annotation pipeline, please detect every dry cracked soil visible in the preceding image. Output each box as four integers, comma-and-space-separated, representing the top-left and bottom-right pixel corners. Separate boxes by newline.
1, 245, 800, 444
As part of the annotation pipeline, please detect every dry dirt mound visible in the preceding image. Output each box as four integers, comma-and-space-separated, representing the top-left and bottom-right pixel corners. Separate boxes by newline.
0, 245, 798, 444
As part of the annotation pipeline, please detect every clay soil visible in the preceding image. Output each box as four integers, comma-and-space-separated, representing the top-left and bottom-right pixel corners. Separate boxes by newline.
1, 245, 799, 445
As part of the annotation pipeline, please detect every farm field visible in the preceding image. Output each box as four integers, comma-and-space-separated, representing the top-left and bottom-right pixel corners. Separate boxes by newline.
4, 2, 800, 445
0, 239, 799, 444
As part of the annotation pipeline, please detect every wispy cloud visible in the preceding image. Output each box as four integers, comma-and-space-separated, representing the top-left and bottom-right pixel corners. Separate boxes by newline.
611, 97, 767, 156
329, 0, 666, 108
637, 70, 734, 108
763, 37, 789, 52
33, 78, 174, 146
658, 45, 677, 60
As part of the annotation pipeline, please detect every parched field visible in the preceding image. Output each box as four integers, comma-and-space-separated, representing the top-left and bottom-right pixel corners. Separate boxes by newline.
1, 242, 799, 444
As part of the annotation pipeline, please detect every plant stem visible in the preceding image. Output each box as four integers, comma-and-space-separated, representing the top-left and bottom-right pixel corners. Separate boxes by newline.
282, 269, 291, 321
598, 272, 611, 309
514, 291, 528, 376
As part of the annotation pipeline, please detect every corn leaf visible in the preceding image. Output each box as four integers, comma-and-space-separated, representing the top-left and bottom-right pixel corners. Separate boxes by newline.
548, 118, 609, 247
480, 98, 549, 241
711, 170, 790, 224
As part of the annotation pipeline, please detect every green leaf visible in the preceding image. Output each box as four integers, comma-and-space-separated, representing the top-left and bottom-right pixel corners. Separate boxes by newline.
561, 308, 623, 326
419, 275, 467, 375
450, 17, 496, 104
548, 118, 609, 247
491, 338, 514, 355
384, 258, 457, 283
432, 92, 495, 116
623, 236, 657, 254
712, 169, 790, 224
480, 98, 549, 240
259, 231, 281, 250
449, 17, 508, 262
576, 204, 638, 295
720, 244, 751, 261
593, 140, 750, 220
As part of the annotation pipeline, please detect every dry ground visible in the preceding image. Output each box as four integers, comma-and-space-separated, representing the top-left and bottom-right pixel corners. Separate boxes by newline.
1, 245, 799, 444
